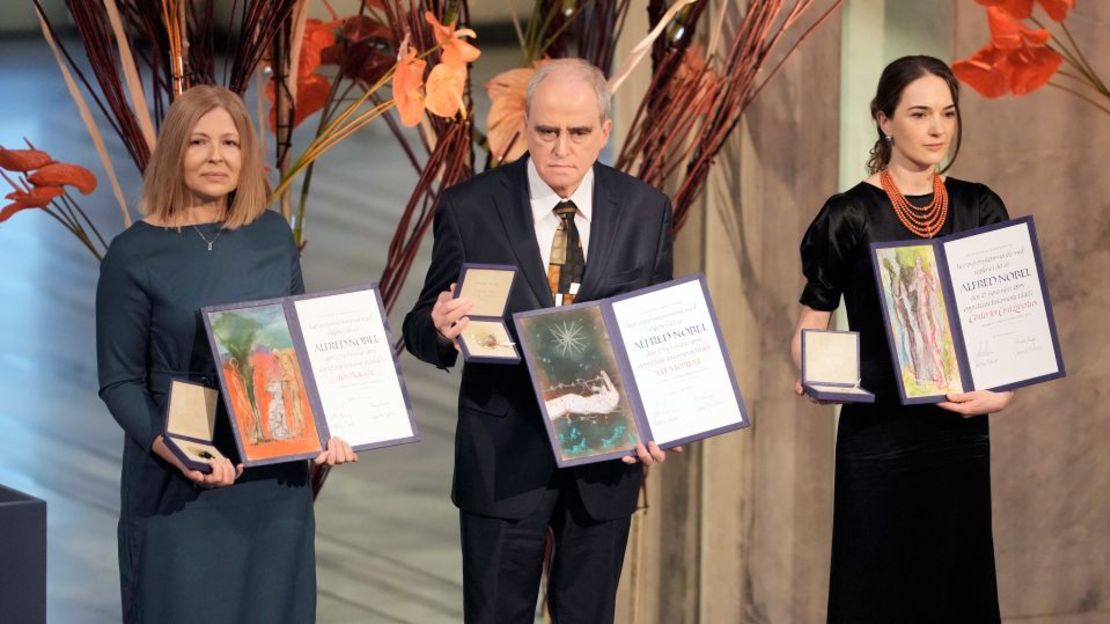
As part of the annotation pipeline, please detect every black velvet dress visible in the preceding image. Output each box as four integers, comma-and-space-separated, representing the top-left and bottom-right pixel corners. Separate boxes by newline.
799, 178, 1009, 623
95, 210, 316, 624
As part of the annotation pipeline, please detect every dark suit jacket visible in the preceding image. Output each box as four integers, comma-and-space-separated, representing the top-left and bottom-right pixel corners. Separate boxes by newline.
402, 156, 674, 521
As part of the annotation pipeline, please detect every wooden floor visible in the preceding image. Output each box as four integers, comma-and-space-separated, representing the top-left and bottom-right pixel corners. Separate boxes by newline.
0, 37, 523, 623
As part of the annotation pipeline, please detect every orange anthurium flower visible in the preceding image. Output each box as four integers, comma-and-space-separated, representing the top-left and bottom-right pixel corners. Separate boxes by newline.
486, 67, 533, 163
424, 11, 480, 69
975, 0, 1073, 21
953, 45, 1013, 98
0, 147, 54, 172
265, 73, 332, 131
987, 6, 1049, 50
425, 62, 467, 119
975, 0, 1033, 19
1, 186, 64, 222
1007, 45, 1063, 94
1037, 0, 1075, 21
299, 18, 340, 77
954, 5, 1063, 98
0, 203, 24, 222
291, 74, 332, 128
264, 19, 339, 132
393, 41, 428, 127
28, 162, 97, 195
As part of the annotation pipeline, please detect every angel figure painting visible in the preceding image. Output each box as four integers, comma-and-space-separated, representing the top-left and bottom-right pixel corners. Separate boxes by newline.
207, 304, 323, 464
875, 245, 965, 398
516, 306, 639, 462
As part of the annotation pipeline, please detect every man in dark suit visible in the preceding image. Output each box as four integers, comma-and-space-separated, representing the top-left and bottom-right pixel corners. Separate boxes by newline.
403, 58, 675, 624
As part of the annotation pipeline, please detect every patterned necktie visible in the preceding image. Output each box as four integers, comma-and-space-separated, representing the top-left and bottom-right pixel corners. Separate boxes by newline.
547, 200, 585, 306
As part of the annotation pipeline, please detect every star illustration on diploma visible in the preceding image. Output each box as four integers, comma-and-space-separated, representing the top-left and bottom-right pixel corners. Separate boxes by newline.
550, 320, 587, 357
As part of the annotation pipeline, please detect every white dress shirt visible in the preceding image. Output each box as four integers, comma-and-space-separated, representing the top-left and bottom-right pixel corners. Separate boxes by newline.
528, 158, 593, 269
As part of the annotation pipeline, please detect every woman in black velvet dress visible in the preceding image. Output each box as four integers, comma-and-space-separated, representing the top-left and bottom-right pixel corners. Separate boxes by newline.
96, 86, 356, 623
791, 56, 1015, 623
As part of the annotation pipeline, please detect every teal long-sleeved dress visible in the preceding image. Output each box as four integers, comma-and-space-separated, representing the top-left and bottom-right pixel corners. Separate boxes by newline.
95, 210, 315, 624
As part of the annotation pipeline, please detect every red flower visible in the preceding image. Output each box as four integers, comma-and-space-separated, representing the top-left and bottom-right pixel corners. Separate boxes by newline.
1, 186, 64, 223
974, 0, 1074, 21
953, 7, 1062, 97
266, 19, 340, 131
28, 162, 97, 195
321, 15, 396, 85
299, 18, 340, 78
0, 148, 54, 172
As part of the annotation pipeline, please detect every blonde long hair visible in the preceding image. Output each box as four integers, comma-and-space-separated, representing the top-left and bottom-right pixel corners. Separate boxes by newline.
140, 85, 269, 229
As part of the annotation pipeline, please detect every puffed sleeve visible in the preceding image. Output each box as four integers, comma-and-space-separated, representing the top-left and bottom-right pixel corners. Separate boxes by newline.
96, 239, 162, 450
799, 195, 863, 311
976, 183, 1010, 226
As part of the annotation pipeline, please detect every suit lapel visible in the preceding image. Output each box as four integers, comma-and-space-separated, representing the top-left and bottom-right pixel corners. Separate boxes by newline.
492, 158, 553, 307
579, 163, 621, 300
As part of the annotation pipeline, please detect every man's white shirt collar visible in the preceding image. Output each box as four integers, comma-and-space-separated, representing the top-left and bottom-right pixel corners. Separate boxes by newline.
527, 158, 594, 223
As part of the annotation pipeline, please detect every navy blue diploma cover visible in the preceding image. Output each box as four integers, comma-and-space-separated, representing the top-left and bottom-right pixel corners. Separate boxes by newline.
201, 284, 419, 467
870, 216, 1065, 405
513, 274, 750, 468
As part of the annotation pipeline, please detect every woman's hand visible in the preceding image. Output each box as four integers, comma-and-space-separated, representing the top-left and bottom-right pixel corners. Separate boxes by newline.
937, 390, 1014, 417
314, 437, 358, 466
795, 378, 841, 406
152, 435, 243, 488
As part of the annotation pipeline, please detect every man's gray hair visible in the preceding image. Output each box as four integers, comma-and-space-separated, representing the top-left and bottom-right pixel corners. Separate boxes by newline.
525, 58, 612, 121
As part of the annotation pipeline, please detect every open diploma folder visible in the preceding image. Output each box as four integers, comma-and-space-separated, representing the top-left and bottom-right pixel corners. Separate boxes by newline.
800, 330, 875, 403
870, 216, 1065, 405
453, 264, 520, 364
513, 274, 749, 468
202, 285, 419, 466
164, 379, 227, 473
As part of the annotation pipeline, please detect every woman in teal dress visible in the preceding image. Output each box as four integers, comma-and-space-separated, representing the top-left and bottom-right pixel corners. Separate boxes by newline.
96, 85, 356, 623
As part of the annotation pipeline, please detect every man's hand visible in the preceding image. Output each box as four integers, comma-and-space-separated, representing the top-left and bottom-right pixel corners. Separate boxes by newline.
622, 441, 683, 465
431, 283, 472, 350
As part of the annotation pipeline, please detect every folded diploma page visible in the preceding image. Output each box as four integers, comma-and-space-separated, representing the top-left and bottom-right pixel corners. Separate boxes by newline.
453, 264, 520, 363
202, 285, 419, 466
800, 330, 875, 403
164, 379, 226, 473
870, 216, 1065, 405
513, 274, 749, 468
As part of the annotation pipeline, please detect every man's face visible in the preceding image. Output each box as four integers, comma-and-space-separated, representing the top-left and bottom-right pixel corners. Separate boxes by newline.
524, 73, 612, 198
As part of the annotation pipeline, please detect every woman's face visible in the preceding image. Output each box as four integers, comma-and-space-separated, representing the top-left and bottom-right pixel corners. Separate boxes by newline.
879, 74, 957, 170
183, 106, 242, 207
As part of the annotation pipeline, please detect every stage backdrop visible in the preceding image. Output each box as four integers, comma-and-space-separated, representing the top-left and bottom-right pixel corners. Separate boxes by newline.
952, 3, 1110, 622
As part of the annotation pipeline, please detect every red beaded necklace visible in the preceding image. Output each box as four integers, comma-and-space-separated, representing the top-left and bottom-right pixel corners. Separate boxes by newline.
879, 168, 948, 239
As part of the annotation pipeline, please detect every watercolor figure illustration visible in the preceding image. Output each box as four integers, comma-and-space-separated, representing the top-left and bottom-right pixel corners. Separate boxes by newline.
876, 245, 964, 398
208, 304, 322, 463
518, 306, 639, 462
